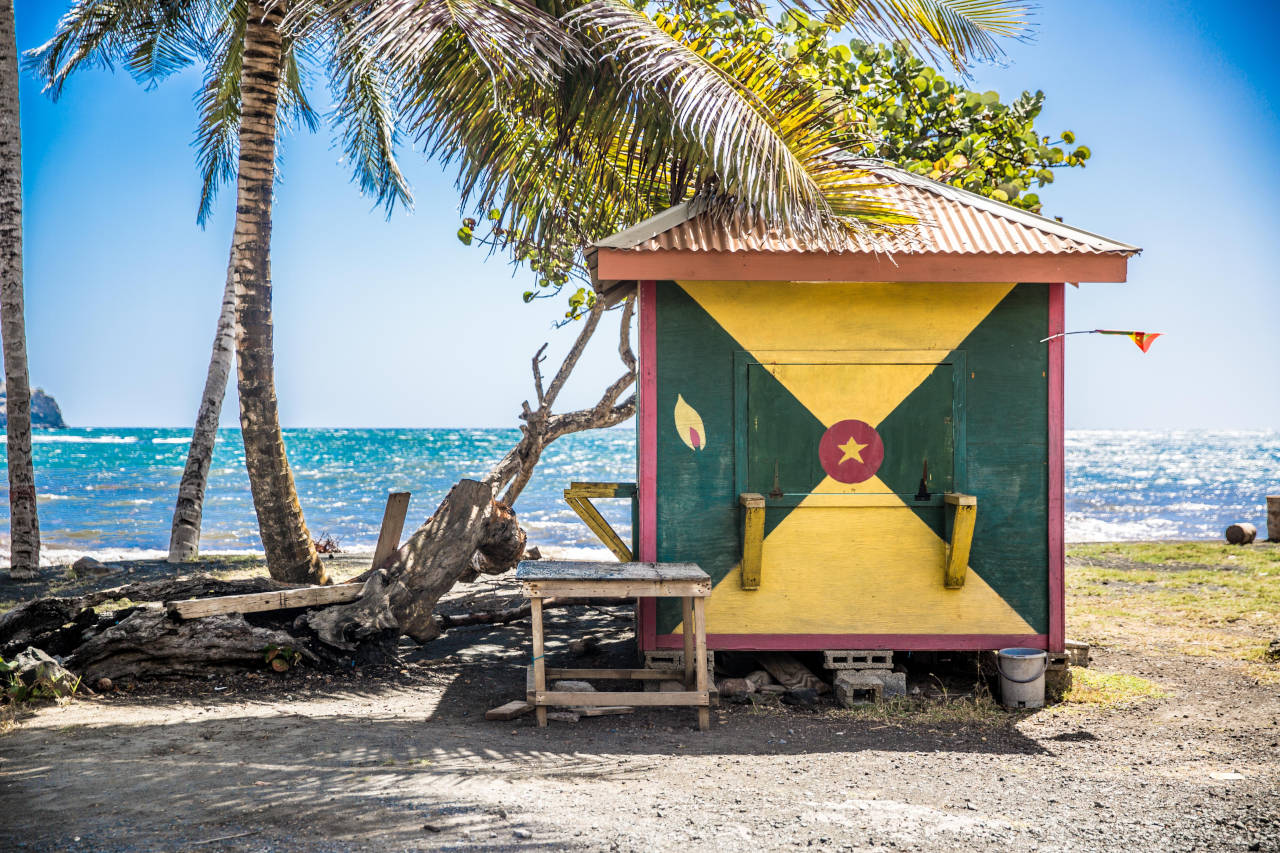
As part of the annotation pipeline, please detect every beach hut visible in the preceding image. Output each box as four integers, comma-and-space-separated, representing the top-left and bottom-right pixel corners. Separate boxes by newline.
584, 164, 1140, 656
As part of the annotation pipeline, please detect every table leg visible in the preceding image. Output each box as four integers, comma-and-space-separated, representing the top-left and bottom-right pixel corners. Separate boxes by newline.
531, 596, 547, 728
693, 596, 709, 732
681, 596, 695, 688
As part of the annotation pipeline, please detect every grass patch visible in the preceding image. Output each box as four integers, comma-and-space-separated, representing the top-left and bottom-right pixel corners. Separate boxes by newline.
1062, 668, 1167, 708
833, 692, 1009, 727
1067, 541, 1280, 680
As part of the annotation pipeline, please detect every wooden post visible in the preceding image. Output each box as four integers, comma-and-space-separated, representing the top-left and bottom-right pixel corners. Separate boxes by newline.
1268, 496, 1280, 543
681, 596, 695, 687
531, 596, 547, 727
370, 492, 411, 571
693, 597, 709, 732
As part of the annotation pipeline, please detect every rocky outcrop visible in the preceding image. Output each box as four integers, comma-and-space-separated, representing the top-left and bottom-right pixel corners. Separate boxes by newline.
0, 384, 66, 428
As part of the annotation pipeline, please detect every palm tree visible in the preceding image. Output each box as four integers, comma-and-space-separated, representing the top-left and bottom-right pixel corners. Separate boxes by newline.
0, 0, 39, 580
28, 0, 422, 581
308, 0, 1030, 296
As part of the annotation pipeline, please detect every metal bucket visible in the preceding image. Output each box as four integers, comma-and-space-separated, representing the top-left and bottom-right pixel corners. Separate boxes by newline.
996, 647, 1048, 709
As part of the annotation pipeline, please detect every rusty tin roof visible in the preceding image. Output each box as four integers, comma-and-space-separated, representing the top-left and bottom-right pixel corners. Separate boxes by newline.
593, 164, 1140, 258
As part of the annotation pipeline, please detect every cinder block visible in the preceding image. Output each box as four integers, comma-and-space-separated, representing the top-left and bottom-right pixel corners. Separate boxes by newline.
835, 671, 884, 707
1045, 651, 1070, 671
823, 650, 893, 670
643, 650, 715, 675
1064, 639, 1091, 668
870, 670, 907, 698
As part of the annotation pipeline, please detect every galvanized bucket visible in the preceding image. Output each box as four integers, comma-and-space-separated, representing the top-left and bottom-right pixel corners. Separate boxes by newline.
996, 647, 1048, 709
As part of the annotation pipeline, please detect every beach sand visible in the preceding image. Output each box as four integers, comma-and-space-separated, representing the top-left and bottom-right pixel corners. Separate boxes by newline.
0, 542, 1277, 851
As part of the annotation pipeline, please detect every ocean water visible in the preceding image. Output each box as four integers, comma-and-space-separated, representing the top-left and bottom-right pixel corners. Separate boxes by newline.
0, 427, 1276, 564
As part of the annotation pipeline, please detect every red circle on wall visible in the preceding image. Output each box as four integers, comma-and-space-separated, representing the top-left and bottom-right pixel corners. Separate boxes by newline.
818, 419, 885, 484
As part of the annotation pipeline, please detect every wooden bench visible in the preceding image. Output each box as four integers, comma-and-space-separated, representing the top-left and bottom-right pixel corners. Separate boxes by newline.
516, 560, 713, 731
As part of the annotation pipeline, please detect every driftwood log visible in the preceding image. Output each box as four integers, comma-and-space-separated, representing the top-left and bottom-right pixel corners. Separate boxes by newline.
306, 479, 525, 648
1226, 522, 1257, 545
0, 481, 528, 681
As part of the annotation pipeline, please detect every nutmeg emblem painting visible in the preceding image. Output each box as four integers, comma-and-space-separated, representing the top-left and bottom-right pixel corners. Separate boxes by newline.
673, 394, 705, 451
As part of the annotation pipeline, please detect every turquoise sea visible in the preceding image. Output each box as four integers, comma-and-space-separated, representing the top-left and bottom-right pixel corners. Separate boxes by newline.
0, 428, 1276, 564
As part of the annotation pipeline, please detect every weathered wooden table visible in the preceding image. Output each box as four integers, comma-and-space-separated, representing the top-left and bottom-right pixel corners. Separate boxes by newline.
516, 560, 713, 731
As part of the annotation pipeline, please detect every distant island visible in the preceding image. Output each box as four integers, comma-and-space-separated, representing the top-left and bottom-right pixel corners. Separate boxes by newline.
0, 385, 66, 429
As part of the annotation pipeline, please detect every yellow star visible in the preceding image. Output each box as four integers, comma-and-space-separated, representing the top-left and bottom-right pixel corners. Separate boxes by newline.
838, 435, 868, 464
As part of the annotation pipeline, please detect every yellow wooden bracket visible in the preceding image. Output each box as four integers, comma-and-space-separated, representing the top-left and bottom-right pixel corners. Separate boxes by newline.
739, 493, 765, 590
563, 482, 636, 562
943, 493, 978, 589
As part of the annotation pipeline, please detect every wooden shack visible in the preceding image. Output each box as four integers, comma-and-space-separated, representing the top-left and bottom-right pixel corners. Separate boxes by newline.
586, 165, 1139, 655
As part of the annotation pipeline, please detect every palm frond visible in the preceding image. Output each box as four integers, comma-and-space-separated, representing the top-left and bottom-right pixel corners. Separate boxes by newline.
324, 11, 413, 215
193, 3, 248, 225
814, 0, 1032, 69
566, 2, 904, 242
25, 0, 208, 97
284, 0, 578, 90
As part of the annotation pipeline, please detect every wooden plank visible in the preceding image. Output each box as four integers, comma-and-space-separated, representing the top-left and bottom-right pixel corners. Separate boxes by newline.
1048, 282, 1066, 652
516, 560, 707, 582
638, 279, 658, 654
943, 492, 977, 506
945, 502, 977, 589
521, 581, 710, 599
681, 597, 695, 685
567, 482, 637, 499
166, 584, 363, 620
370, 492, 411, 570
531, 597, 547, 727
564, 495, 633, 562
574, 706, 635, 717
739, 493, 765, 590
544, 668, 674, 680
485, 700, 533, 721
535, 690, 709, 707
655, 632, 1049, 650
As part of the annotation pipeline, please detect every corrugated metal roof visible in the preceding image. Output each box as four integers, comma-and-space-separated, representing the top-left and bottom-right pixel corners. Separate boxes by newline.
594, 165, 1140, 257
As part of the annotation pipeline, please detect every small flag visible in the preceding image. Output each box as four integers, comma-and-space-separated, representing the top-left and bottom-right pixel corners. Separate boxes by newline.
1040, 329, 1162, 353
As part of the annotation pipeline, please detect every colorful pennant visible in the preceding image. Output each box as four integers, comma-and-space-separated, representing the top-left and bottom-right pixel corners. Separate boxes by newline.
1040, 329, 1162, 353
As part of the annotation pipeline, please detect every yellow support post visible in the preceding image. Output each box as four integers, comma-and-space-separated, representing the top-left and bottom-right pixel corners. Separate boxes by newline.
563, 483, 635, 562
943, 493, 977, 589
739, 492, 765, 590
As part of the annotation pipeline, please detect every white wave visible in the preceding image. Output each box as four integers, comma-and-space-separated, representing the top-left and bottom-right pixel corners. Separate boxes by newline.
1065, 513, 1183, 543
537, 544, 616, 561
151, 436, 191, 445
30, 434, 138, 444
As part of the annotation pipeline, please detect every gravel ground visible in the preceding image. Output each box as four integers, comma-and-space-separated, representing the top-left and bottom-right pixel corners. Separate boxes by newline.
0, 558, 1277, 852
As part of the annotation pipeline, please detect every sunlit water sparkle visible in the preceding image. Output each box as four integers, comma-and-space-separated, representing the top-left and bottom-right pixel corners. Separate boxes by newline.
0, 427, 1275, 564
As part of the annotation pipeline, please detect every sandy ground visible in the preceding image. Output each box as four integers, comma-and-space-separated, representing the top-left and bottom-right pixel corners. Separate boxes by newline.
0, 553, 1278, 852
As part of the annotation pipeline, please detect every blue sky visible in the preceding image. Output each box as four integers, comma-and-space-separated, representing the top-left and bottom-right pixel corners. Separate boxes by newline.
13, 0, 1279, 429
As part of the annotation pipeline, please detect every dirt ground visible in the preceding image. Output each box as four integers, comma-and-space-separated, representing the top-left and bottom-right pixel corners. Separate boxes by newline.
1, 546, 1278, 852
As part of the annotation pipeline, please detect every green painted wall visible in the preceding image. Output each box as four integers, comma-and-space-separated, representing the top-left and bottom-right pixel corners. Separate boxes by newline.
652, 281, 1049, 637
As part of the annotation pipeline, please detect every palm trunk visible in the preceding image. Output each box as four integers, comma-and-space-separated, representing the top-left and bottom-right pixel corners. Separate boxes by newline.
232, 1, 325, 584
166, 257, 236, 562
0, 0, 39, 580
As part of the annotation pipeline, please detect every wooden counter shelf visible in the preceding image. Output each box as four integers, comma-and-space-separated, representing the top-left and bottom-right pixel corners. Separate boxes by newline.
516, 560, 712, 731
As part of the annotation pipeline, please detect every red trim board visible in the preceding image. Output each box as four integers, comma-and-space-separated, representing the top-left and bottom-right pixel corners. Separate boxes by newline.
656, 633, 1050, 652
1048, 282, 1066, 652
596, 249, 1130, 284
638, 280, 658, 651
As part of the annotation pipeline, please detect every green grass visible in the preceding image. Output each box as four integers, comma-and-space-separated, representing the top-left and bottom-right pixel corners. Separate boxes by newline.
1062, 668, 1168, 709
1067, 541, 1280, 682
